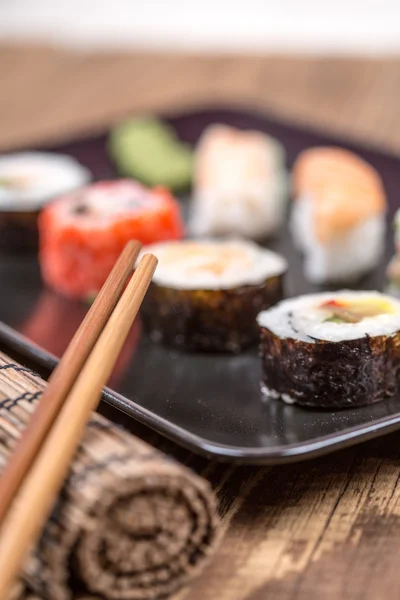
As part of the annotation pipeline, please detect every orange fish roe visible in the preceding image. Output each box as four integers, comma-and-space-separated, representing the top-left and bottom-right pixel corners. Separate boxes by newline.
39, 180, 184, 299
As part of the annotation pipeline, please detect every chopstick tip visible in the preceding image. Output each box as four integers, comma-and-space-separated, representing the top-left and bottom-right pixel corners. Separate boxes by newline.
137, 253, 158, 274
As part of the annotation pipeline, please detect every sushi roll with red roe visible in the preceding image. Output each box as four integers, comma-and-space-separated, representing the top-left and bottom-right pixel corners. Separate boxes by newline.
39, 179, 184, 300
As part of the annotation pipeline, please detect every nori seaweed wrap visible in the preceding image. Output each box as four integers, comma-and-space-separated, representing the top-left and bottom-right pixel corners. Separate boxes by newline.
257, 291, 400, 409
140, 239, 287, 353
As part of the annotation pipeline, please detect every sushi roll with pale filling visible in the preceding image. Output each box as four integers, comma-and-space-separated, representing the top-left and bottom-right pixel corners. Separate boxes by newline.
0, 152, 90, 251
290, 147, 386, 283
140, 239, 287, 352
257, 291, 400, 408
190, 125, 288, 239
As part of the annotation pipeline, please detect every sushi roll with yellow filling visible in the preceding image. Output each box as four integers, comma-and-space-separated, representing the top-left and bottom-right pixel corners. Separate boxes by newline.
290, 147, 387, 284
257, 291, 400, 408
140, 239, 287, 352
0, 152, 90, 251
190, 125, 288, 239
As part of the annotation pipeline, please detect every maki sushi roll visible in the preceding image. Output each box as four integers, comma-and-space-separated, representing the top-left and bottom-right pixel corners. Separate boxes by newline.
257, 291, 400, 409
290, 147, 387, 284
386, 209, 400, 296
39, 180, 184, 299
140, 239, 287, 353
0, 152, 90, 251
190, 125, 288, 239
109, 118, 193, 191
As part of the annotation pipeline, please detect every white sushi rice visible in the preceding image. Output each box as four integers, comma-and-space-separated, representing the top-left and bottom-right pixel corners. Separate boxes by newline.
0, 152, 91, 211
260, 383, 280, 399
141, 239, 287, 290
260, 383, 296, 404
190, 175, 288, 239
290, 194, 385, 283
257, 290, 400, 343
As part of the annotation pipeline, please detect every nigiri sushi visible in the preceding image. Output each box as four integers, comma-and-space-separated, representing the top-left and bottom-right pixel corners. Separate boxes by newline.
290, 147, 386, 284
39, 180, 184, 299
189, 125, 288, 239
0, 152, 90, 251
140, 239, 287, 352
258, 290, 400, 408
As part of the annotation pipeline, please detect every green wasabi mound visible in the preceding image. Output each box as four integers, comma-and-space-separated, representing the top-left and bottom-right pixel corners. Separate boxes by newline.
109, 118, 193, 191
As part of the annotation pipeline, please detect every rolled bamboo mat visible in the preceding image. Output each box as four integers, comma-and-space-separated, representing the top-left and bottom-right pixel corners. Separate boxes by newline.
0, 351, 221, 600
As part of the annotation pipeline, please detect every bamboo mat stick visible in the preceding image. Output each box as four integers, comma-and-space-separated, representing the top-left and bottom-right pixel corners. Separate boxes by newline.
0, 240, 141, 527
0, 253, 157, 600
0, 350, 220, 600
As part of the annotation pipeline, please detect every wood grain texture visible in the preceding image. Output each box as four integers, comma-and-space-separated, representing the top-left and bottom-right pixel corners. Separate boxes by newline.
2, 44, 400, 600
102, 409, 400, 600
1, 45, 400, 154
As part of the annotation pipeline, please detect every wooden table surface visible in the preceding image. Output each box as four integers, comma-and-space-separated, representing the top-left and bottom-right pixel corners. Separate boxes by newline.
2, 44, 400, 600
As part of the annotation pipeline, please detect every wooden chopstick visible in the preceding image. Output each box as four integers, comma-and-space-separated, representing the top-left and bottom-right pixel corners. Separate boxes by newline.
0, 253, 157, 599
0, 239, 141, 528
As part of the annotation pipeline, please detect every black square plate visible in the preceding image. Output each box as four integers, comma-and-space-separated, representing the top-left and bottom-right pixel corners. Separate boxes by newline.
1, 105, 400, 464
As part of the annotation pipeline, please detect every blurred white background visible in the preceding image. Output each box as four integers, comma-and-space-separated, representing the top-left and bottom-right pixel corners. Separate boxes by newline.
0, 0, 400, 54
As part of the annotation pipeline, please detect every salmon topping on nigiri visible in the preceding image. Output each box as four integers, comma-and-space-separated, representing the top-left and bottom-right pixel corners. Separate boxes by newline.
292, 147, 386, 242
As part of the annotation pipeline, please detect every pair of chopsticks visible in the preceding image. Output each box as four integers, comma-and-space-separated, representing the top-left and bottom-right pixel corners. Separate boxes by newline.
0, 241, 157, 599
